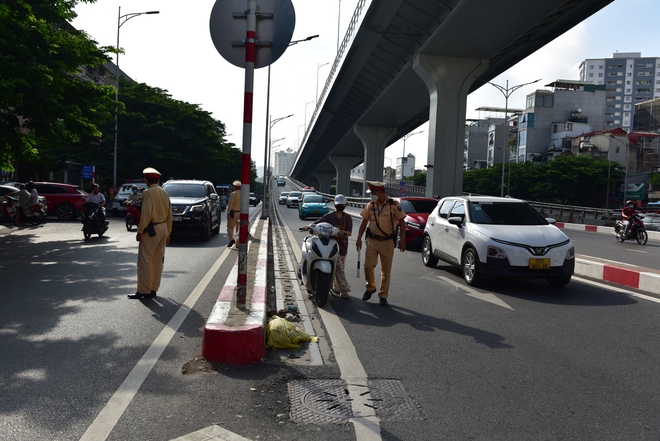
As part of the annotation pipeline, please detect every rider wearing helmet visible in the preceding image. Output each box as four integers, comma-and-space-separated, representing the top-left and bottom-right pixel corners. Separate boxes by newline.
126, 185, 142, 203
622, 200, 637, 236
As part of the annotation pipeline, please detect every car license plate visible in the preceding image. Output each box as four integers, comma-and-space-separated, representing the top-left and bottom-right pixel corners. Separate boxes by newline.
313, 209, 318, 213
529, 258, 550, 269
172, 216, 182, 221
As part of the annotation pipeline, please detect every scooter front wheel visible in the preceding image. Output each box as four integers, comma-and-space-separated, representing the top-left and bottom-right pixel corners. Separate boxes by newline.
28, 211, 44, 225
125, 215, 133, 231
636, 229, 648, 245
313, 269, 331, 308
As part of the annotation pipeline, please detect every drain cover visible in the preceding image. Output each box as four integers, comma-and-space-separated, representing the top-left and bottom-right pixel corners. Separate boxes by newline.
288, 379, 421, 424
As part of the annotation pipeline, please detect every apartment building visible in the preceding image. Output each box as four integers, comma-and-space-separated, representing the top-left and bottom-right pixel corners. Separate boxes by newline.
579, 52, 660, 132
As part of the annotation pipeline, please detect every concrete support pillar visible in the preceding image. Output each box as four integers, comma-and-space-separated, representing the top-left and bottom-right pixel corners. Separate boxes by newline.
413, 55, 488, 198
314, 172, 335, 194
354, 125, 397, 196
330, 155, 360, 196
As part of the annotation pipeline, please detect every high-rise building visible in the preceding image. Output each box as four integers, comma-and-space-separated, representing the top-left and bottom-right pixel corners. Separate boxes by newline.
579, 52, 660, 132
274, 148, 297, 176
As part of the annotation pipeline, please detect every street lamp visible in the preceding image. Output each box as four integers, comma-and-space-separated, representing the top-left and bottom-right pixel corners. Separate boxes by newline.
261, 114, 292, 218
261, 35, 319, 218
400, 130, 424, 180
114, 7, 159, 189
484, 78, 541, 197
609, 134, 629, 206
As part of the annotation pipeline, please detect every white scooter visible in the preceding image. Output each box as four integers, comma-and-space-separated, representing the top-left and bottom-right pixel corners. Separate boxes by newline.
298, 222, 340, 308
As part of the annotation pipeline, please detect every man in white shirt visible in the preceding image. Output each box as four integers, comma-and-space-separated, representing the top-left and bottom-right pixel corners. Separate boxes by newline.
86, 183, 106, 223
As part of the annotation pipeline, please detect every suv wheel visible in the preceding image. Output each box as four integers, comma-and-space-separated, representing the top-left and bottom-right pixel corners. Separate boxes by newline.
462, 247, 481, 286
56, 203, 76, 221
212, 209, 220, 234
199, 215, 212, 241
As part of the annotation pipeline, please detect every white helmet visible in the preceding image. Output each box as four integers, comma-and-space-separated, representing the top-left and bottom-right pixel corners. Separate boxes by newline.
334, 194, 347, 205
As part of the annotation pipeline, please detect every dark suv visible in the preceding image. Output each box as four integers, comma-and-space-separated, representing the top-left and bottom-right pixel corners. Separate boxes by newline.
33, 182, 87, 220
162, 180, 221, 241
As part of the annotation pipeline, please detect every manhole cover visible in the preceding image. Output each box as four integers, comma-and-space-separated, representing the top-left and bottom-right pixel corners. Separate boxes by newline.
288, 379, 422, 424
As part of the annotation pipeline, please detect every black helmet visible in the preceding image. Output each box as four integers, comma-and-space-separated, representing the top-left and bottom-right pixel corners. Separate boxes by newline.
26, 181, 34, 189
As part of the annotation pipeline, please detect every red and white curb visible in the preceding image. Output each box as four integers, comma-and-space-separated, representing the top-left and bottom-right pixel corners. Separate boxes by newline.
202, 220, 268, 364
553, 222, 660, 295
575, 257, 660, 294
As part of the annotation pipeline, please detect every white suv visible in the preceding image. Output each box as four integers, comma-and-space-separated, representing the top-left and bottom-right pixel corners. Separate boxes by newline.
111, 182, 148, 216
421, 196, 574, 287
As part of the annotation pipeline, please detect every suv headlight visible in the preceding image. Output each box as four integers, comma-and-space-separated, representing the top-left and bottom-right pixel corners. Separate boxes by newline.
405, 219, 421, 229
565, 247, 575, 260
487, 246, 507, 259
190, 204, 204, 212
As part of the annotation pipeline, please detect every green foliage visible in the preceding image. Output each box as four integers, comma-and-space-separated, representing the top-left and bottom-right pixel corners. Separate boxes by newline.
463, 155, 622, 207
0, 0, 116, 171
93, 80, 241, 186
411, 172, 426, 186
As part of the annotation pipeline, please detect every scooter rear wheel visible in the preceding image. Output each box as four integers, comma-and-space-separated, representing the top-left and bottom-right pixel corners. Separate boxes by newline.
125, 215, 133, 231
83, 224, 92, 240
313, 269, 331, 308
28, 211, 43, 225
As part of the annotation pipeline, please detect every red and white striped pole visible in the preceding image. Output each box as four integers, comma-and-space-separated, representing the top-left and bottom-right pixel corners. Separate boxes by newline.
237, 0, 257, 307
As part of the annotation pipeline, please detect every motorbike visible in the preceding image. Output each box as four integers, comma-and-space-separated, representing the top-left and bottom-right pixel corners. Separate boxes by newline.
0, 195, 45, 225
81, 202, 109, 239
614, 214, 648, 245
298, 222, 340, 308
124, 200, 141, 231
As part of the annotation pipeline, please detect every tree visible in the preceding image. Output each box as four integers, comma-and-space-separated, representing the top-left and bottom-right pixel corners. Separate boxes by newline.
0, 0, 116, 172
81, 80, 242, 186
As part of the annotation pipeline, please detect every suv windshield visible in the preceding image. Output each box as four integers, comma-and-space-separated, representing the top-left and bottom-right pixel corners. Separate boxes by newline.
163, 183, 206, 198
400, 199, 437, 213
468, 201, 548, 226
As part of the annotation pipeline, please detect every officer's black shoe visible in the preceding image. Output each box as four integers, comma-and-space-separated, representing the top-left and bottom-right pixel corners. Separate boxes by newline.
227, 240, 235, 247
148, 291, 157, 297
362, 290, 375, 301
379, 298, 389, 306
128, 292, 149, 299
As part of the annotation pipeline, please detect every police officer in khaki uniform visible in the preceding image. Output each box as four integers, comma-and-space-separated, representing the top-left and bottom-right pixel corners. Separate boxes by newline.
355, 181, 406, 306
226, 180, 241, 247
129, 167, 172, 299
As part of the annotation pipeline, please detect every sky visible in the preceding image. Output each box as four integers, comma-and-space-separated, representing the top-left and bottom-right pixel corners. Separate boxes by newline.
72, 0, 660, 177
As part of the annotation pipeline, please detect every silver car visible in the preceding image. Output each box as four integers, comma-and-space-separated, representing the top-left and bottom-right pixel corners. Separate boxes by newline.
286, 191, 302, 208
278, 192, 289, 205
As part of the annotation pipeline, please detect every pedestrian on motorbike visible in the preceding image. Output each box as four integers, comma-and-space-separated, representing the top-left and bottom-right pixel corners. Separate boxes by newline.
26, 181, 39, 208
622, 200, 637, 236
86, 183, 107, 223
10, 183, 30, 225
304, 194, 353, 298
130, 167, 172, 299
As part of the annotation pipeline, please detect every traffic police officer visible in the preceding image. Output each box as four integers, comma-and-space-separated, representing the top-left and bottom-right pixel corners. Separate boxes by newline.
355, 181, 406, 305
226, 180, 241, 247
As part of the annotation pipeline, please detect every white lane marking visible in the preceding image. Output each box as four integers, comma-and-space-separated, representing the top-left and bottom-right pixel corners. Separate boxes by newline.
284, 221, 382, 440
80, 210, 261, 441
572, 276, 660, 304
436, 276, 514, 310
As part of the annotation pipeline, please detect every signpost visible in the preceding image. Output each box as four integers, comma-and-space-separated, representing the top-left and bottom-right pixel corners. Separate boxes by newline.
210, 0, 295, 306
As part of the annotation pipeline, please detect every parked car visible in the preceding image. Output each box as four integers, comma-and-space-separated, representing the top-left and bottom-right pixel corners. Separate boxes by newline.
641, 212, 660, 231
33, 182, 87, 220
395, 197, 439, 246
286, 191, 302, 208
111, 182, 148, 216
249, 192, 259, 206
298, 193, 329, 219
278, 192, 289, 204
421, 195, 575, 287
162, 180, 221, 241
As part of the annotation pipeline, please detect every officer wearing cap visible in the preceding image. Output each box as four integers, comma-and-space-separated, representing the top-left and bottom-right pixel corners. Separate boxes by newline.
226, 180, 241, 247
129, 167, 172, 299
355, 181, 406, 306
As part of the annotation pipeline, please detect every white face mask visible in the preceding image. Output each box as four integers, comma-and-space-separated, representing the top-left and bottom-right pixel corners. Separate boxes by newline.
370, 194, 378, 201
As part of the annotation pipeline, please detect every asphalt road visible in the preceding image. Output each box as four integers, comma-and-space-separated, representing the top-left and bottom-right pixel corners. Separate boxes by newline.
2, 190, 660, 441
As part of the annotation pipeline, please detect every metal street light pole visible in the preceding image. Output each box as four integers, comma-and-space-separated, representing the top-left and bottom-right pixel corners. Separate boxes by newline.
114, 7, 159, 189
261, 35, 318, 219
485, 78, 541, 197
401, 130, 423, 180
261, 114, 292, 218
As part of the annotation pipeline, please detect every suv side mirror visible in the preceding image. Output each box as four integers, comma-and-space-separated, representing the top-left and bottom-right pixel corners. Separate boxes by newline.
448, 216, 463, 227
